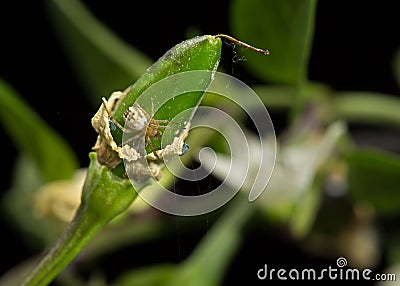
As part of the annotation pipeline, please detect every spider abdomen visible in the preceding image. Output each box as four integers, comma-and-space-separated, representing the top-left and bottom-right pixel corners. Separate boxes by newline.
123, 103, 150, 131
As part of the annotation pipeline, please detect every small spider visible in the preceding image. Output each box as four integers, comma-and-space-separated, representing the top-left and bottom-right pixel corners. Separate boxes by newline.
102, 97, 178, 158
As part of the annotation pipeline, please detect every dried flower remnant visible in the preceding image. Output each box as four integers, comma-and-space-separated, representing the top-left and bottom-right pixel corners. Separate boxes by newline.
145, 122, 190, 161
33, 169, 86, 222
91, 92, 190, 183
92, 91, 125, 169
123, 121, 190, 183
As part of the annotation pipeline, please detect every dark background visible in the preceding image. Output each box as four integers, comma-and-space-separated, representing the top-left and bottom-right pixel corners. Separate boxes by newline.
0, 0, 399, 282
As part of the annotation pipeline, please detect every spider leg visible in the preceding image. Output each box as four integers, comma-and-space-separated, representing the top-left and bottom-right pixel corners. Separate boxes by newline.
149, 120, 185, 130
102, 97, 127, 132
161, 126, 179, 130
123, 131, 144, 145
165, 121, 182, 125
150, 120, 185, 129
152, 119, 170, 123
146, 135, 160, 159
151, 98, 155, 118
148, 124, 186, 131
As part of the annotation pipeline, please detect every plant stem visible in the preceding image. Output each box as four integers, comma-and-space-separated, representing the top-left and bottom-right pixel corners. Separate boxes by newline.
21, 205, 105, 286
20, 153, 136, 286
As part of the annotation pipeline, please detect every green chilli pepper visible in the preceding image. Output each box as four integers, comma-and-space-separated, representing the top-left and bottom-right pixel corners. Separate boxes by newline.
112, 34, 222, 141
21, 35, 222, 286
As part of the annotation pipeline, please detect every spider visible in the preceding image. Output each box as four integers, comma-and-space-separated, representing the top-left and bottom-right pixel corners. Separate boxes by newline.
102, 97, 178, 158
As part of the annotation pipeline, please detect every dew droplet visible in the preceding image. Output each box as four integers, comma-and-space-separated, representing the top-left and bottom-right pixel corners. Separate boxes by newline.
180, 143, 190, 156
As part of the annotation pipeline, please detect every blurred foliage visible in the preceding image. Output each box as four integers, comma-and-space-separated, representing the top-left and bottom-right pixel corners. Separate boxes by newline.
46, 0, 152, 105
1, 0, 400, 285
0, 80, 78, 182
346, 149, 400, 215
335, 92, 400, 128
231, 0, 316, 85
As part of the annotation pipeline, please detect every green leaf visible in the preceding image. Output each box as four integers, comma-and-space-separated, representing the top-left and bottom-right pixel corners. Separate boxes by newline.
170, 197, 253, 286
252, 82, 329, 109
113, 196, 253, 286
2, 155, 64, 246
289, 174, 322, 238
230, 0, 317, 85
335, 92, 400, 128
0, 79, 78, 181
46, 0, 152, 104
111, 35, 222, 144
346, 149, 400, 215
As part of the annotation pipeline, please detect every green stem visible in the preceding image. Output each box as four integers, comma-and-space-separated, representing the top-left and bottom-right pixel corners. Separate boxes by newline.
21, 206, 105, 286
21, 153, 136, 286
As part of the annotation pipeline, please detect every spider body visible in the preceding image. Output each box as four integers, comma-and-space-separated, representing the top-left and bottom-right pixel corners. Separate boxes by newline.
123, 102, 171, 156
124, 103, 150, 131
102, 98, 174, 157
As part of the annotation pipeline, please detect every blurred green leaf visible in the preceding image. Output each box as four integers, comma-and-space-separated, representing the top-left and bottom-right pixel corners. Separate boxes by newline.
253, 85, 299, 108
2, 155, 65, 247
230, 0, 317, 84
335, 92, 400, 128
169, 197, 253, 286
46, 0, 152, 104
252, 81, 330, 109
0, 79, 78, 181
289, 177, 322, 238
266, 122, 345, 233
113, 196, 253, 286
346, 149, 400, 215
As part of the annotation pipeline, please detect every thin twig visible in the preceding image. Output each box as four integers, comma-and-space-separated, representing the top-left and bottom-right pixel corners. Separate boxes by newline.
214, 34, 270, 55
